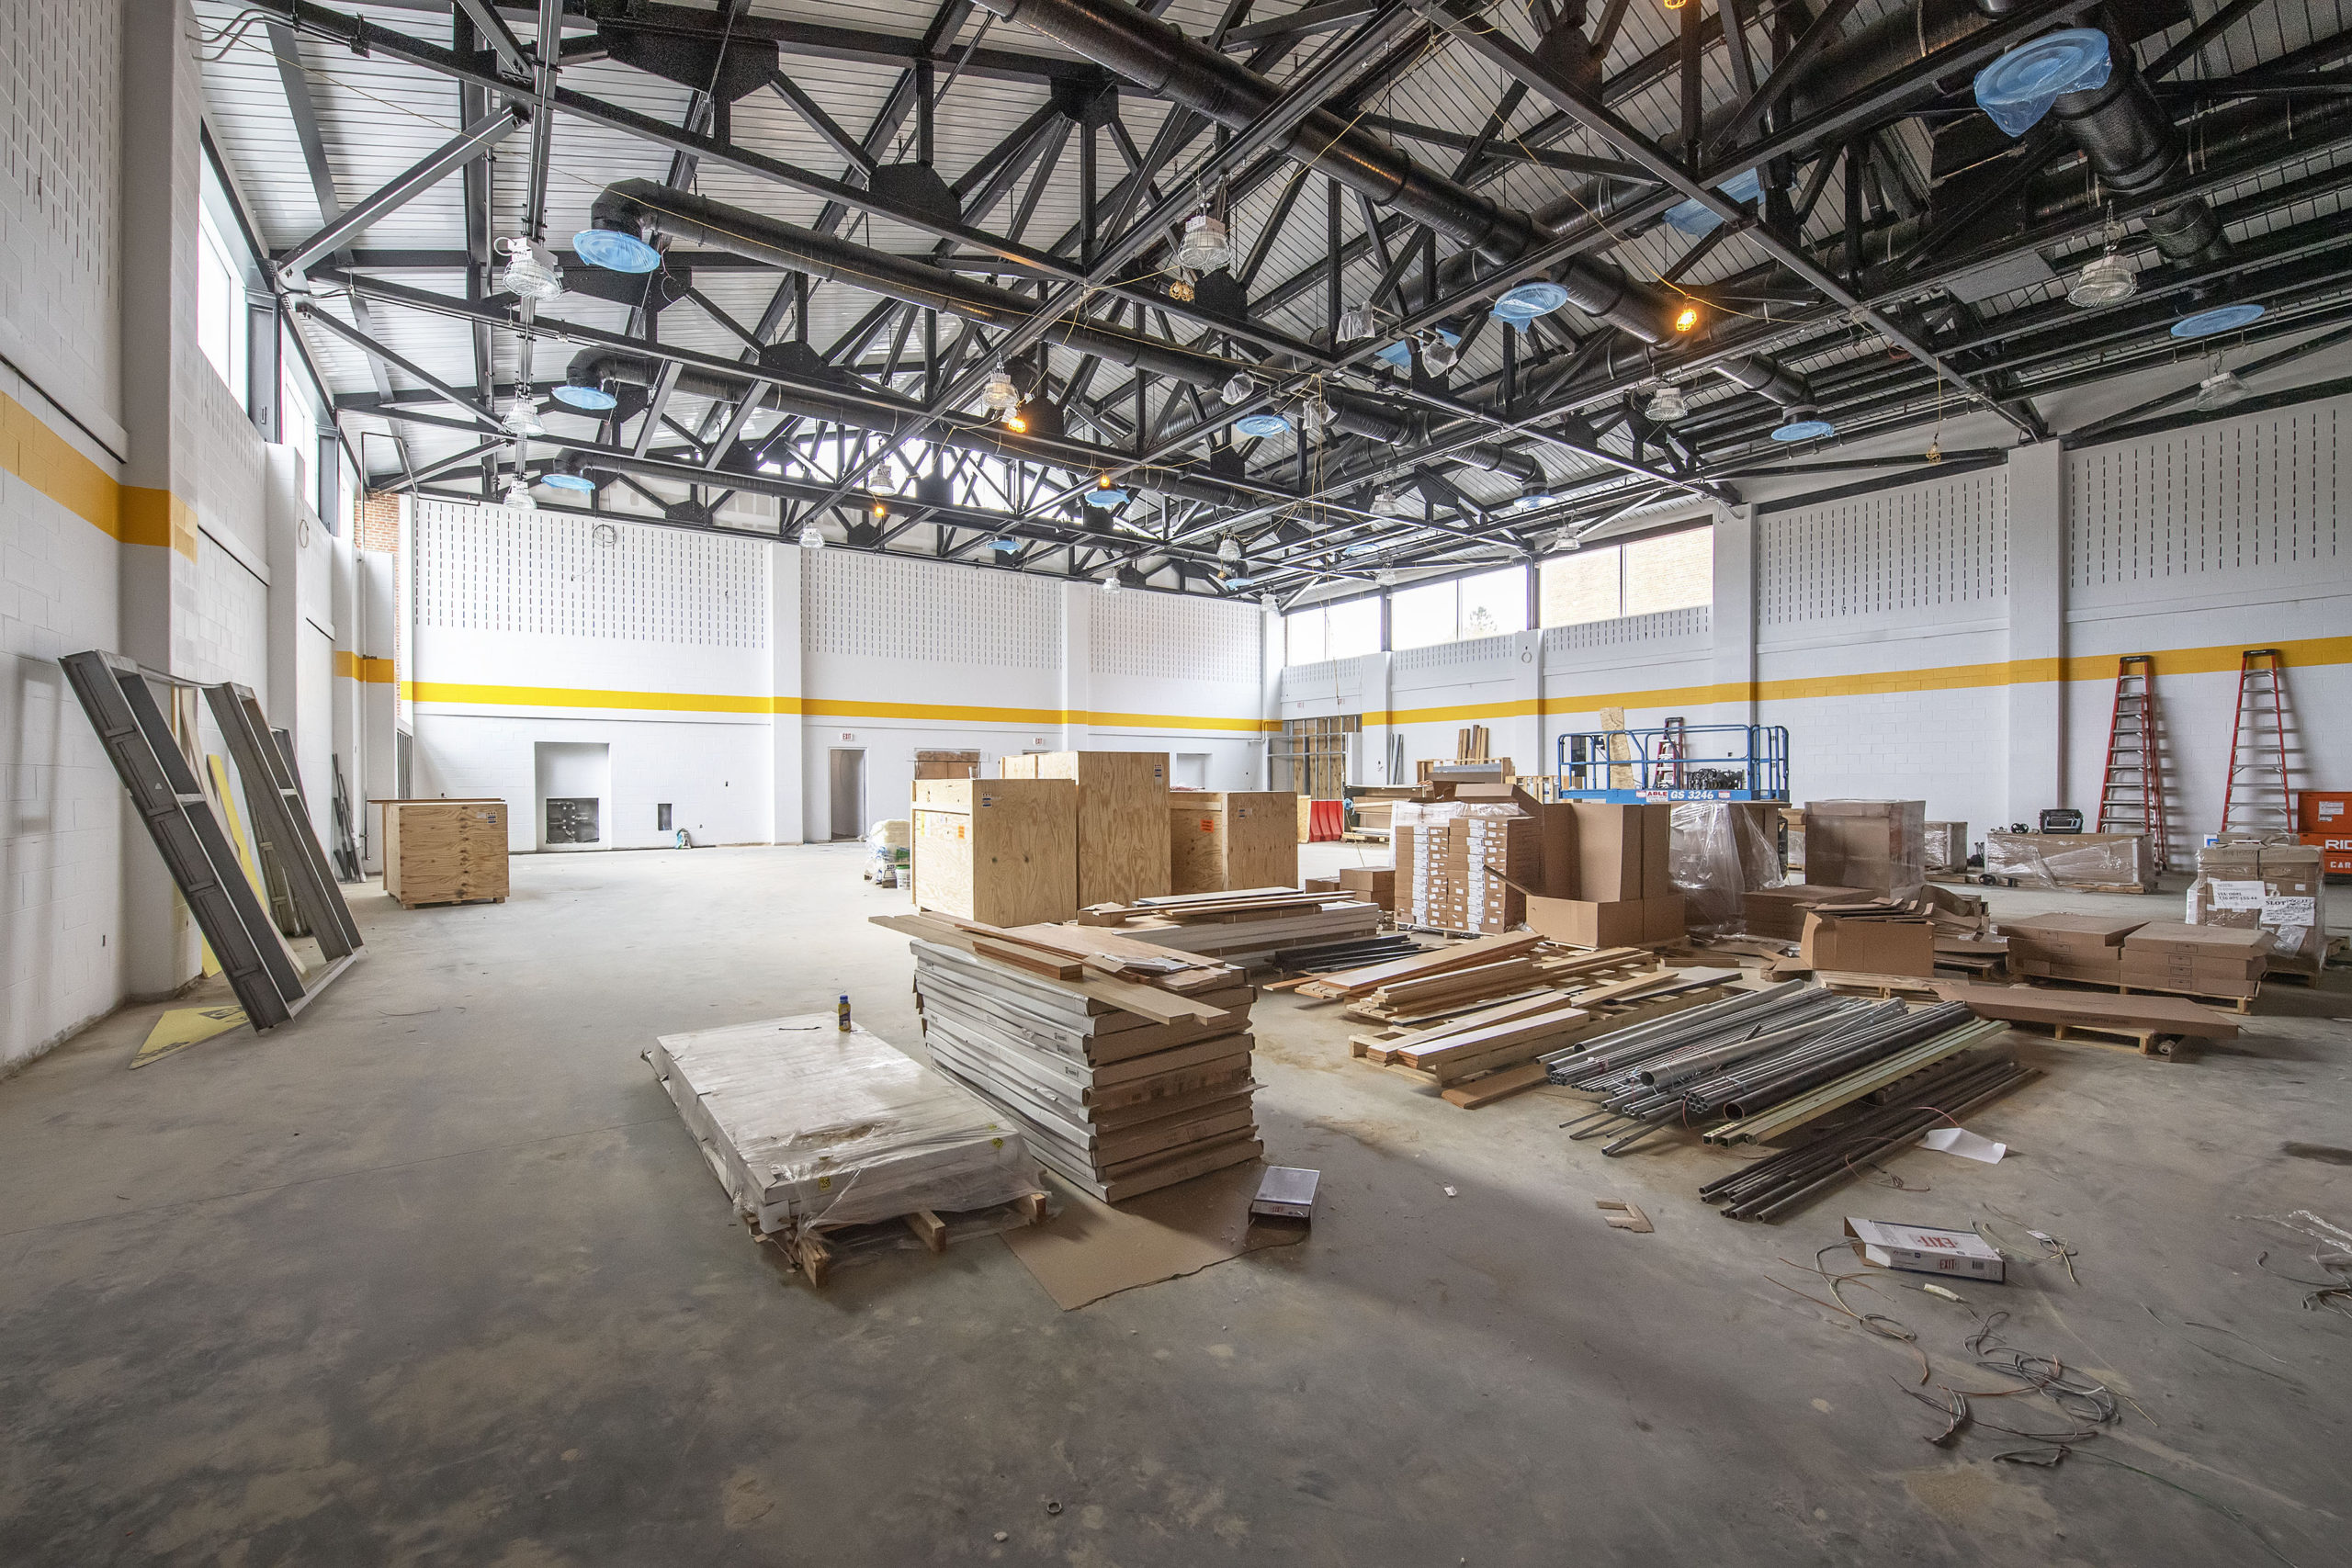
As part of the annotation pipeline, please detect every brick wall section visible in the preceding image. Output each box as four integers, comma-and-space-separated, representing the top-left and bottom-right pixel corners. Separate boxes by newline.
357, 491, 400, 554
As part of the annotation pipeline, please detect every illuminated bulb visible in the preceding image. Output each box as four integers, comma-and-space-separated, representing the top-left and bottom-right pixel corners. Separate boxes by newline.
1672, 304, 1702, 333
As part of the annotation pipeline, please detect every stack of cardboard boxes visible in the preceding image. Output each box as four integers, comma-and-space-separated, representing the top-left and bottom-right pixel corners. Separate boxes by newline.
2119, 922, 2271, 1000
2188, 839, 2325, 979
1522, 801, 1684, 948
2001, 913, 2145, 984
1393, 801, 1539, 934
1391, 793, 1682, 945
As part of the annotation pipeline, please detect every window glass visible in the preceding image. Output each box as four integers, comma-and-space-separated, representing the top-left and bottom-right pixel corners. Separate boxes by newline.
1458, 566, 1527, 638
1539, 547, 1622, 626
1283, 608, 1326, 667
198, 209, 241, 399
1327, 596, 1381, 659
1388, 580, 1454, 649
1623, 528, 1713, 615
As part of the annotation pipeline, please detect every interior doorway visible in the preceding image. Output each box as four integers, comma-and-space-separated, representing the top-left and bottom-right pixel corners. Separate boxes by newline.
829, 749, 865, 840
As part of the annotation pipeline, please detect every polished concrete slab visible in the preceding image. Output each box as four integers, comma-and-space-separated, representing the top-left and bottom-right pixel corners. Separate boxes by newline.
3, 844, 2347, 1565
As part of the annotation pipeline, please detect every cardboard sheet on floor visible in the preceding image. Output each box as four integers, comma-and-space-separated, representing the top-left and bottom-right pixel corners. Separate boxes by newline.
1003, 1160, 1305, 1310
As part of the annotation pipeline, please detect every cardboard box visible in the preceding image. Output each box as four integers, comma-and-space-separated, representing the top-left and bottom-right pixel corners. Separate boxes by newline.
1845, 1218, 2006, 1282
1804, 800, 1928, 897
1740, 884, 1868, 941
1338, 867, 1395, 911
2189, 841, 2325, 974
2000, 913, 2146, 963
1303, 876, 1342, 895
1523, 895, 1684, 949
1801, 911, 1935, 976
1569, 803, 1672, 901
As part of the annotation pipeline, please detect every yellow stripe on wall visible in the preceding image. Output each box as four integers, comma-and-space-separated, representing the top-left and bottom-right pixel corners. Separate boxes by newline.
0, 390, 198, 560
402, 680, 1280, 731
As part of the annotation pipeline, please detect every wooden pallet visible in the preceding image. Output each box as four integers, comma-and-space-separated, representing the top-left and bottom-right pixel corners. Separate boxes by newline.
759, 1190, 1048, 1288
396, 894, 506, 909
2023, 974, 2259, 1015
1996, 1017, 2182, 1059
1816, 970, 1944, 1000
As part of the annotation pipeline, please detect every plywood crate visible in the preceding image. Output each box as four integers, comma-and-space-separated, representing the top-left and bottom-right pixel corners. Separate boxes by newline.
910, 778, 1077, 926
1169, 791, 1297, 894
1001, 750, 1170, 906
381, 798, 510, 908
913, 750, 981, 781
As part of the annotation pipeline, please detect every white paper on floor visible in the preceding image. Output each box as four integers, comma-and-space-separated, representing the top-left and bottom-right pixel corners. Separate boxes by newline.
1920, 1127, 2007, 1164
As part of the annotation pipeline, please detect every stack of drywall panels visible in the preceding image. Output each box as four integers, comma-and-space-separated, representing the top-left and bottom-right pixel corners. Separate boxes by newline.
1002, 750, 1170, 906
910, 778, 1077, 926
1169, 791, 1296, 893
648, 1014, 1040, 1235
382, 798, 509, 908
907, 938, 1263, 1201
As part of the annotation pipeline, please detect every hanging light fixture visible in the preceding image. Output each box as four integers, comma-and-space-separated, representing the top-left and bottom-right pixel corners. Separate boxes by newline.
1644, 383, 1689, 423
1491, 280, 1570, 327
1100, 571, 1123, 593
981, 364, 1019, 413
1336, 302, 1377, 343
1370, 487, 1410, 517
2172, 301, 2265, 339
551, 380, 618, 412
871, 460, 898, 491
1376, 569, 1399, 587
798, 523, 826, 549
2067, 247, 2138, 308
502, 479, 536, 511
1770, 406, 1837, 442
1221, 371, 1255, 407
503, 397, 546, 437
495, 237, 565, 301
1170, 209, 1233, 274
1218, 536, 1243, 563
1297, 394, 1332, 443
1085, 475, 1130, 508
1419, 333, 1459, 373
1234, 412, 1291, 439
569, 216, 662, 274
1671, 303, 1702, 334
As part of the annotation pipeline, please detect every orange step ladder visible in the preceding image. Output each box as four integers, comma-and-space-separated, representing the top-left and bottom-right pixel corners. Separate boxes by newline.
2097, 655, 2166, 871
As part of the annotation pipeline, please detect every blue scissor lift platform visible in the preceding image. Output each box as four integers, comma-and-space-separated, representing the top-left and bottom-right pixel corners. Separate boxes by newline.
1553, 722, 1791, 803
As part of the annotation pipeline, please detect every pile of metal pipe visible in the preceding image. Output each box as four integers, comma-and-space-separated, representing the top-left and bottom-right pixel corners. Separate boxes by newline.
1700, 1053, 2041, 1222
1548, 989, 1994, 1156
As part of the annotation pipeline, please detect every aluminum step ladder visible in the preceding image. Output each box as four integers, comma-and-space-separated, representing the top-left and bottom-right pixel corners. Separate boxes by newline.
2096, 654, 2167, 871
2219, 649, 2294, 836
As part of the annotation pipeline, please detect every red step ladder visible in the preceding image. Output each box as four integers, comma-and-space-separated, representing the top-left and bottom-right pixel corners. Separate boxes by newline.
2220, 649, 2293, 836
2097, 655, 2166, 870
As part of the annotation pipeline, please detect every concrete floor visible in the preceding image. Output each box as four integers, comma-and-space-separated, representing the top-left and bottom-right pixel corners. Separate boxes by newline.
3, 845, 2347, 1566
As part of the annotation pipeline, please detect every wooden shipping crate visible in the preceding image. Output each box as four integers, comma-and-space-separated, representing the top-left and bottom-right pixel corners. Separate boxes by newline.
1001, 750, 1170, 906
913, 750, 981, 781
381, 798, 510, 908
1169, 791, 1297, 894
910, 778, 1078, 926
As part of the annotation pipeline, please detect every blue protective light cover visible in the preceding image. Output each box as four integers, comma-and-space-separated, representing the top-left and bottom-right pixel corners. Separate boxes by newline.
1770, 418, 1837, 443
542, 471, 598, 491
1374, 327, 1459, 369
571, 226, 663, 273
1234, 412, 1292, 438
1973, 28, 2112, 138
1491, 281, 1571, 324
2170, 301, 2265, 338
1664, 168, 1764, 236
1083, 486, 1129, 507
552, 383, 619, 411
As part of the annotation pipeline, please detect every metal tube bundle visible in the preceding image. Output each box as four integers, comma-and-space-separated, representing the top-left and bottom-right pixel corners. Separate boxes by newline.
1700, 1052, 2041, 1221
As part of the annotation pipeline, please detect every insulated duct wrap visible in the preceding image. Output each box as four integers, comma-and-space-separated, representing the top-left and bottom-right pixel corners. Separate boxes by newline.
972, 0, 1681, 340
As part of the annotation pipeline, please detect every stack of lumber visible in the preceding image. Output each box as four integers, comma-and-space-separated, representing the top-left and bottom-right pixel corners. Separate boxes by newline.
1934, 978, 2240, 1057
1345, 953, 1742, 1108
1290, 931, 1544, 1003
647, 1013, 1042, 1238
1078, 886, 1384, 966
874, 912, 1264, 1201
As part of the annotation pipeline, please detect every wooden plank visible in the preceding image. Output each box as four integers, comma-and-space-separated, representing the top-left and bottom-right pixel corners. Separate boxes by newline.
1312, 931, 1545, 996
1442, 1062, 1551, 1108
874, 914, 1227, 1024
971, 938, 1083, 980
1394, 1005, 1591, 1068
905, 1210, 947, 1252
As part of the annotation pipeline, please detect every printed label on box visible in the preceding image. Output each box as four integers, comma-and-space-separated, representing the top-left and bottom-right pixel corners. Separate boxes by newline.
2263, 896, 2317, 926
2209, 880, 2267, 910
